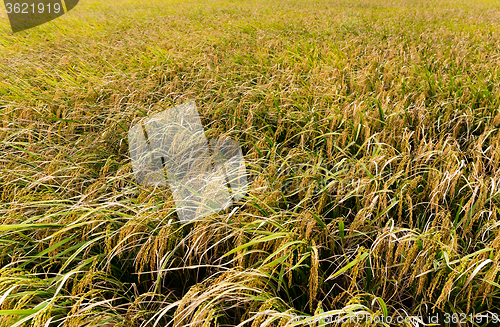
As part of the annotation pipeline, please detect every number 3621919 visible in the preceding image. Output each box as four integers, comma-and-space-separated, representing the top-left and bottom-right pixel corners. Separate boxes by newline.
5, 2, 62, 14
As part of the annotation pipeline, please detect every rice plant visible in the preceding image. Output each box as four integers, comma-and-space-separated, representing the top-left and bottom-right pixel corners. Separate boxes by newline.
2, 0, 500, 326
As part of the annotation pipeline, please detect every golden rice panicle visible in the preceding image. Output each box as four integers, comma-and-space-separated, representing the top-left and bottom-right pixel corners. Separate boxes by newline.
399, 242, 420, 284
174, 283, 203, 326
251, 298, 278, 327
305, 213, 316, 241
347, 247, 365, 295
427, 268, 446, 304
308, 240, 319, 312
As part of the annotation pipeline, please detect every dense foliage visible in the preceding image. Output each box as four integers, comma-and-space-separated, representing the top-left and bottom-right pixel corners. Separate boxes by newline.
1, 0, 500, 325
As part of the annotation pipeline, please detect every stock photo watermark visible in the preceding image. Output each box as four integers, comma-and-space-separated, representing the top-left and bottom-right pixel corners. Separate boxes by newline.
287, 312, 500, 326
128, 101, 248, 223
3, 0, 79, 32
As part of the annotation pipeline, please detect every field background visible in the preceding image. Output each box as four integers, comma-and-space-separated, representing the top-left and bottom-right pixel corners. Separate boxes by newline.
2, 0, 500, 325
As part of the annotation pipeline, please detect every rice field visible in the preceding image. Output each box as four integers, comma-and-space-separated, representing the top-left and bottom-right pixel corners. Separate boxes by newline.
2, 0, 500, 325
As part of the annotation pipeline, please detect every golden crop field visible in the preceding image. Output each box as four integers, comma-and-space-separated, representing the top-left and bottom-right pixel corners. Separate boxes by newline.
2, 0, 500, 325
